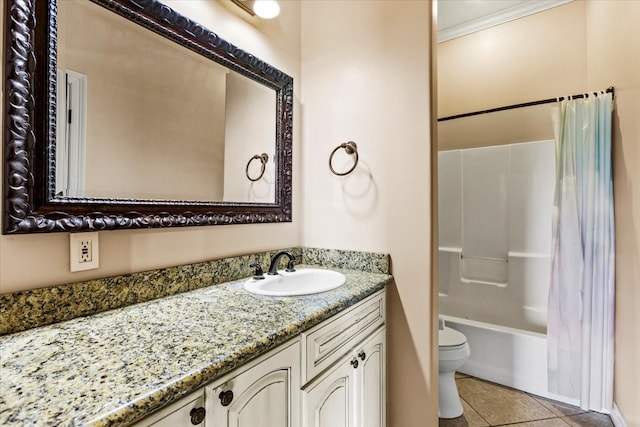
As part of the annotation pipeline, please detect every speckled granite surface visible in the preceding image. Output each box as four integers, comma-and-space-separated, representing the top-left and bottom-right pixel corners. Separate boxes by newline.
302, 247, 389, 274
0, 247, 389, 336
0, 262, 391, 426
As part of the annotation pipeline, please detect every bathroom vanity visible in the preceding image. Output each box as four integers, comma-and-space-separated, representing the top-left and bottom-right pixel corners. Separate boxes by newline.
133, 290, 385, 427
0, 255, 390, 426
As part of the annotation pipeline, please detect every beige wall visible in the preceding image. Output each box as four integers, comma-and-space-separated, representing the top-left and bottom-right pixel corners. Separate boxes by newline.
586, 2, 640, 425
438, 103, 555, 151
0, 0, 302, 293
301, 1, 436, 425
438, 1, 587, 118
438, 1, 640, 425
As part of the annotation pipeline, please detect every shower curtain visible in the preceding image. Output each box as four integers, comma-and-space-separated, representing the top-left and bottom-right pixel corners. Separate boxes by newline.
547, 92, 615, 412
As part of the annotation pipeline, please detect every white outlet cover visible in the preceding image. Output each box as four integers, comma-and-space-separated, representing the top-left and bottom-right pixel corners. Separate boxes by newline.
70, 232, 99, 272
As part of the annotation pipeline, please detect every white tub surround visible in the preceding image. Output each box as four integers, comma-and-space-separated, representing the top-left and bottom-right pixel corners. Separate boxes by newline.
438, 141, 555, 333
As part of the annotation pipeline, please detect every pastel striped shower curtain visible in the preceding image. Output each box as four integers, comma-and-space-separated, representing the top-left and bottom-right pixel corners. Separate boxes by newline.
547, 92, 615, 412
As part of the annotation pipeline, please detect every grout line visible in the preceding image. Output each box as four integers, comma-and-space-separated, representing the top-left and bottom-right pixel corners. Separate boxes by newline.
460, 396, 491, 426
490, 415, 571, 426
455, 377, 490, 425
527, 393, 591, 418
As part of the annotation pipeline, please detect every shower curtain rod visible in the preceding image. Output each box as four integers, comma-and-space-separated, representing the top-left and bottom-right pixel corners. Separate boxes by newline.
437, 86, 615, 122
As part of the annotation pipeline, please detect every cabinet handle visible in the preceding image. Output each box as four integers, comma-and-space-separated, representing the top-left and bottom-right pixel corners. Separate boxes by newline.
190, 407, 206, 425
219, 390, 234, 407
350, 359, 359, 369
358, 351, 366, 361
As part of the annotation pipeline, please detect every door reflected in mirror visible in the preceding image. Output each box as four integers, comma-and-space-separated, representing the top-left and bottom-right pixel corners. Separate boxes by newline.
56, 0, 276, 203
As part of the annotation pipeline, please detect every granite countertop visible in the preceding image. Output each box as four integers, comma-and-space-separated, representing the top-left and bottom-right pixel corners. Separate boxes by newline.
0, 265, 391, 427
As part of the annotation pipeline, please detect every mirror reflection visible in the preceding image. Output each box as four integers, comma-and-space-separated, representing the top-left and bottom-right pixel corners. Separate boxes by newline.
55, 0, 276, 203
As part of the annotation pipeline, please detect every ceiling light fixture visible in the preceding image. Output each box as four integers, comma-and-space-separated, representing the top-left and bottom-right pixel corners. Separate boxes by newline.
231, 0, 280, 19
253, 0, 280, 19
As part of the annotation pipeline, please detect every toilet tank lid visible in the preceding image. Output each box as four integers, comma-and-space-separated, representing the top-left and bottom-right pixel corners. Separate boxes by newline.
439, 327, 467, 347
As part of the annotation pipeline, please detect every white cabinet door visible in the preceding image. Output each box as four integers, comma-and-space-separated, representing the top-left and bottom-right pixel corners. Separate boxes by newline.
303, 326, 385, 427
131, 390, 206, 427
302, 355, 355, 427
354, 328, 385, 427
207, 341, 300, 427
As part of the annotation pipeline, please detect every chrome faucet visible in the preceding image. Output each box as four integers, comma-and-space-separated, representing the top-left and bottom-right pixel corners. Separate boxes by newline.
268, 251, 296, 275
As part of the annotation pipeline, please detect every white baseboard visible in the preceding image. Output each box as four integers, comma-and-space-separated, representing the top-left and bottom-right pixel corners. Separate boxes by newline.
611, 402, 628, 427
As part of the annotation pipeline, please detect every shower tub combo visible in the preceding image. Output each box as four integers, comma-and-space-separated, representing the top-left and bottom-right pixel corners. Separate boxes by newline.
438, 140, 578, 406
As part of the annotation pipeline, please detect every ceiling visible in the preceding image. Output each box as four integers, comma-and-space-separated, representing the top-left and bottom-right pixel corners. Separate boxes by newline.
437, 0, 573, 42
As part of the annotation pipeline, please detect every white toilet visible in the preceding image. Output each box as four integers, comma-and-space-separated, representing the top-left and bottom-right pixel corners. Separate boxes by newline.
438, 324, 470, 419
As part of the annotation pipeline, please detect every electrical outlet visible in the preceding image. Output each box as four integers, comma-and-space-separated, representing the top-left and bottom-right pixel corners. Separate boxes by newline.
70, 232, 99, 272
79, 239, 92, 263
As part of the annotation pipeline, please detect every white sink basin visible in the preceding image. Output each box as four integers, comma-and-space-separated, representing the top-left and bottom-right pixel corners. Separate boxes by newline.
243, 268, 346, 296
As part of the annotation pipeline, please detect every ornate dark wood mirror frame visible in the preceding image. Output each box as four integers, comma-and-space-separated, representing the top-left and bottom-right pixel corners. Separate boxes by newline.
2, 0, 293, 234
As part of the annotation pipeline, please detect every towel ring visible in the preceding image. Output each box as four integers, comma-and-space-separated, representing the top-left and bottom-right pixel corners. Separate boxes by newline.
246, 153, 269, 182
329, 141, 359, 176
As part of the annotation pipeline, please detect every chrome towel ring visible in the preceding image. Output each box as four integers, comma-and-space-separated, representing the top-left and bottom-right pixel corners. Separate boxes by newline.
329, 141, 358, 176
246, 153, 269, 181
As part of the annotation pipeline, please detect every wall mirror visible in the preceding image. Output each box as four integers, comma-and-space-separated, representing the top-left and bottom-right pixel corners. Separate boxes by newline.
3, 0, 293, 234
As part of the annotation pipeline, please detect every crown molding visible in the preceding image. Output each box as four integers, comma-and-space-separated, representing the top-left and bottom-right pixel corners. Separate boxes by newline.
438, 0, 573, 43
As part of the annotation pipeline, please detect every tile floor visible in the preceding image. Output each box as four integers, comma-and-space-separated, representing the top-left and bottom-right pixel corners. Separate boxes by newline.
440, 374, 615, 427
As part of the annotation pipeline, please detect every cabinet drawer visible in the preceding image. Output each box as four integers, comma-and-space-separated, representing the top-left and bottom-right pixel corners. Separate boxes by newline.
302, 290, 385, 384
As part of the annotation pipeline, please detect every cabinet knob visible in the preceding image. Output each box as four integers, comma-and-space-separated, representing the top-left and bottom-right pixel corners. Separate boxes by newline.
189, 407, 206, 425
358, 351, 366, 361
350, 359, 359, 369
219, 390, 234, 407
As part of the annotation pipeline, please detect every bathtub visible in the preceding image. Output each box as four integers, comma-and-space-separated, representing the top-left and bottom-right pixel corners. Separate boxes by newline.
442, 315, 579, 406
